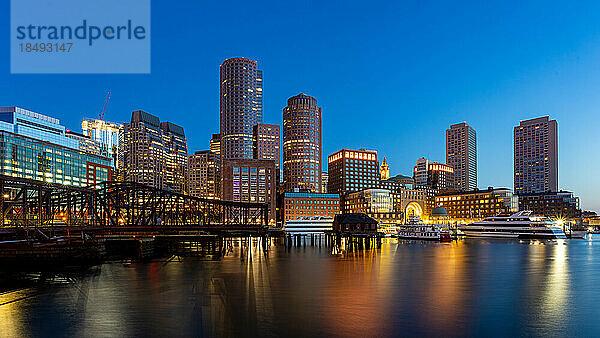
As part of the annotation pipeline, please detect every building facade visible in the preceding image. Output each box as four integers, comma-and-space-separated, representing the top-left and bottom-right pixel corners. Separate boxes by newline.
210, 133, 221, 155
280, 192, 340, 222
82, 118, 121, 167
380, 174, 414, 192
188, 150, 220, 199
380, 157, 390, 180
327, 149, 379, 196
518, 191, 581, 220
282, 93, 322, 192
321, 172, 328, 193
219, 57, 263, 159
253, 123, 280, 171
0, 107, 112, 187
120, 110, 188, 193
221, 159, 277, 223
344, 188, 402, 224
514, 116, 558, 194
413, 157, 454, 190
435, 187, 518, 222
446, 122, 477, 191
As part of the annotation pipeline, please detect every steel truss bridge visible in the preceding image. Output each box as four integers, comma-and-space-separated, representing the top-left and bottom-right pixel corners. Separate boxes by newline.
0, 174, 269, 229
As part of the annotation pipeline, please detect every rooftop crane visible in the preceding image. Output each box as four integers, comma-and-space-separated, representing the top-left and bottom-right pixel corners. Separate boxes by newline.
99, 91, 111, 120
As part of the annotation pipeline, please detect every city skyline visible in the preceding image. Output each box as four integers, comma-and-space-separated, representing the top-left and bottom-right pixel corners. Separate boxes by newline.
1, 1, 599, 211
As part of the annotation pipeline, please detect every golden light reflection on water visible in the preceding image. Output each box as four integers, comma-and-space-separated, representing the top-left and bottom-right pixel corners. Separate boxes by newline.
540, 240, 570, 320
0, 289, 30, 338
421, 240, 467, 331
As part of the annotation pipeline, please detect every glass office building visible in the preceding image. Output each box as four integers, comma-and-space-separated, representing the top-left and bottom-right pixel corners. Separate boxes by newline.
0, 107, 112, 186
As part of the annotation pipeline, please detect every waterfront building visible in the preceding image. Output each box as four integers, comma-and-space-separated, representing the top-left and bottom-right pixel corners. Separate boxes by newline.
82, 118, 121, 167
380, 157, 390, 180
517, 191, 581, 220
282, 93, 322, 193
220, 57, 263, 159
280, 191, 340, 222
210, 133, 221, 155
344, 188, 403, 224
435, 187, 518, 222
446, 122, 477, 191
327, 149, 379, 195
120, 110, 188, 193
188, 150, 220, 199
514, 116, 558, 194
321, 172, 328, 193
333, 213, 378, 234
397, 187, 428, 220
0, 107, 111, 186
380, 174, 414, 192
221, 158, 277, 223
253, 123, 280, 172
413, 157, 454, 190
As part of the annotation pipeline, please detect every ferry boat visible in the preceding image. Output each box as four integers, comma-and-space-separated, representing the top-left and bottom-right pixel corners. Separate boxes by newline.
459, 211, 566, 239
396, 217, 450, 241
283, 216, 334, 234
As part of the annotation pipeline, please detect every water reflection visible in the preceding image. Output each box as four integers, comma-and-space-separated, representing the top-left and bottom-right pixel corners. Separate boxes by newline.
1, 238, 599, 336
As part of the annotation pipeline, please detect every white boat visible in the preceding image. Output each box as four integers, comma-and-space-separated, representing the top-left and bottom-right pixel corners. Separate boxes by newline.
459, 211, 566, 239
396, 217, 451, 241
283, 216, 334, 234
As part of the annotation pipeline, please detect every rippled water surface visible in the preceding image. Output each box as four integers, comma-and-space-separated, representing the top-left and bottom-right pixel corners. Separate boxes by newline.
2, 236, 600, 337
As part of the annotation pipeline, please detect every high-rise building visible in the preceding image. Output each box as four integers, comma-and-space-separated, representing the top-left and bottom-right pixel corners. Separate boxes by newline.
380, 157, 390, 180
82, 118, 121, 168
188, 150, 220, 199
0, 107, 112, 186
282, 93, 322, 192
219, 57, 263, 159
253, 123, 280, 170
514, 116, 558, 194
327, 149, 379, 195
413, 157, 454, 190
120, 110, 188, 193
221, 159, 277, 223
446, 122, 477, 191
210, 133, 221, 155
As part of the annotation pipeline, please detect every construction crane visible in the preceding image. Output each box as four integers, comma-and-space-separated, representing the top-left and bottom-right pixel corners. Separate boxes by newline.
99, 92, 111, 120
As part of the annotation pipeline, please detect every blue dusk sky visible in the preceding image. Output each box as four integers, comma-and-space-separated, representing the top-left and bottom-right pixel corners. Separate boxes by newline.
1, 1, 600, 211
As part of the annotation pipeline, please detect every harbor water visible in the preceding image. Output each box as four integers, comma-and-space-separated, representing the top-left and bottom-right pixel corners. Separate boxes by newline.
1, 236, 600, 337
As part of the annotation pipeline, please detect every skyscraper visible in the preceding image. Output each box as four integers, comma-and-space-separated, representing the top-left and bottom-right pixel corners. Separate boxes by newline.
120, 110, 188, 193
282, 93, 322, 192
446, 122, 477, 191
514, 116, 558, 194
219, 57, 263, 159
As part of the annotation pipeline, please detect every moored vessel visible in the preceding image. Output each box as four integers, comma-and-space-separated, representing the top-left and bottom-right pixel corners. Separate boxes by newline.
459, 211, 566, 239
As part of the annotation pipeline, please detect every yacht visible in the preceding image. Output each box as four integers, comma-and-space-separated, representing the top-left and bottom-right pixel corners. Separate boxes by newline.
396, 217, 451, 241
459, 211, 566, 239
283, 216, 334, 234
